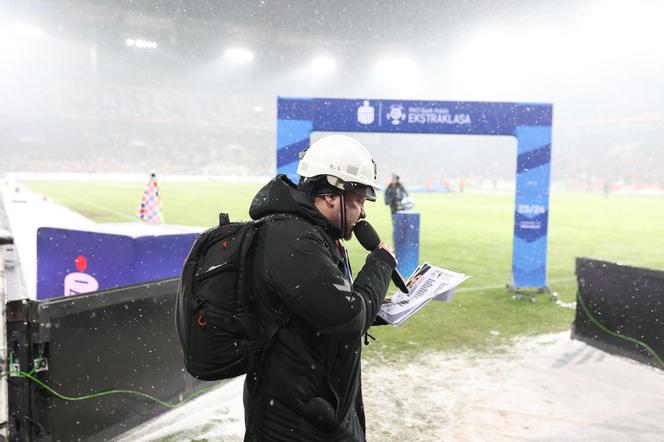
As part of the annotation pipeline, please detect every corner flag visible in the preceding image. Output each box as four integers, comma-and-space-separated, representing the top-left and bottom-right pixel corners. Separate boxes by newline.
138, 172, 163, 224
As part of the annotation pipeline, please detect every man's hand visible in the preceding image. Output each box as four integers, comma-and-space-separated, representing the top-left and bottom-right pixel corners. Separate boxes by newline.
377, 242, 396, 260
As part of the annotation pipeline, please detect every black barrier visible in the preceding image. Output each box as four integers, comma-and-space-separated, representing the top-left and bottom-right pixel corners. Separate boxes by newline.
573, 257, 664, 370
6, 278, 212, 441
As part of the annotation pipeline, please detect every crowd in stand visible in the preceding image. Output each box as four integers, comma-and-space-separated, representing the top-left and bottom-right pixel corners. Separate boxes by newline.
2, 122, 274, 177
2, 113, 662, 192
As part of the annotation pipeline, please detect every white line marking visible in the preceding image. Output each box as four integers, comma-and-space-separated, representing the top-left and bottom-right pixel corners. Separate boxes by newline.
456, 277, 577, 293
51, 193, 137, 222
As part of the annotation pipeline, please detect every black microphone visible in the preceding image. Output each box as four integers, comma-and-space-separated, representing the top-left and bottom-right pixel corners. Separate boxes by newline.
353, 220, 409, 293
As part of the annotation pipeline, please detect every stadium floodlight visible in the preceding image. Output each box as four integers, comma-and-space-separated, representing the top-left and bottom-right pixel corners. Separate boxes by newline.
224, 47, 255, 64
8, 23, 44, 41
136, 39, 157, 49
126, 38, 157, 49
1, 23, 44, 57
309, 55, 336, 76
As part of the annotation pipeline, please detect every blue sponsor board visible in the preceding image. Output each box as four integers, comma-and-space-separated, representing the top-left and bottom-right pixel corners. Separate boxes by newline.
277, 97, 553, 290
37, 227, 197, 300
312, 98, 549, 135
513, 193, 549, 288
393, 212, 420, 277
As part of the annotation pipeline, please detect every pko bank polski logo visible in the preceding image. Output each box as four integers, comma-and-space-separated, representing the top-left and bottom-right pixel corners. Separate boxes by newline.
386, 104, 406, 125
357, 100, 375, 125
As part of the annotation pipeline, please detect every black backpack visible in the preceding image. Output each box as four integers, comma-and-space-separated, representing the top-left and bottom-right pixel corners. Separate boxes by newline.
175, 212, 289, 381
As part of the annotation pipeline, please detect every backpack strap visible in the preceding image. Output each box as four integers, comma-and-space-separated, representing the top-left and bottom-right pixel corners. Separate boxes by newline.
251, 305, 291, 352
243, 215, 293, 440
241, 212, 296, 339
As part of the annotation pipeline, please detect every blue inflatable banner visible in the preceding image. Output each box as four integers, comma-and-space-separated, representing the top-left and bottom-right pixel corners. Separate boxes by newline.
277, 97, 553, 291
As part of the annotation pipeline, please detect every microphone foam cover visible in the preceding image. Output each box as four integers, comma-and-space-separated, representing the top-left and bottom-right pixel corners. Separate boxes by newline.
353, 220, 381, 251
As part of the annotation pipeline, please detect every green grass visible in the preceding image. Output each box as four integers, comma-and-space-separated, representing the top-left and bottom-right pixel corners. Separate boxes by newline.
24, 180, 664, 358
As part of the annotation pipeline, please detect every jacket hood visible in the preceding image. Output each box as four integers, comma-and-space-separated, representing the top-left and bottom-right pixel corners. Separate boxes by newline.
249, 174, 343, 239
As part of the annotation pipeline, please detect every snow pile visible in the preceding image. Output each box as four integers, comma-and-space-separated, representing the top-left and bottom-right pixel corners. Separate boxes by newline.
365, 332, 664, 441
117, 377, 246, 442
118, 332, 664, 441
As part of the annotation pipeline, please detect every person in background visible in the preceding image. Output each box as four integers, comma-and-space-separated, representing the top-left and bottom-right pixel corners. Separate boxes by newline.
243, 134, 397, 441
384, 174, 408, 215
443, 178, 452, 192
603, 179, 611, 198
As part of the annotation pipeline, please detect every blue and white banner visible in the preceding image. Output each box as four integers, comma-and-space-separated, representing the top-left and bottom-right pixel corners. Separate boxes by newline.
277, 97, 553, 290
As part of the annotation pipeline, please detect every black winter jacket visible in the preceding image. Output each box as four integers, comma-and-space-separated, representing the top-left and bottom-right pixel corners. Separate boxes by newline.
243, 175, 396, 441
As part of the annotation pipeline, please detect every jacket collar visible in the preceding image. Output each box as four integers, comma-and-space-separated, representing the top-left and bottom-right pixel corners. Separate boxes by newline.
249, 174, 344, 240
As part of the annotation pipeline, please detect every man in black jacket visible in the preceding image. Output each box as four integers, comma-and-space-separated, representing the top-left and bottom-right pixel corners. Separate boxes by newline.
244, 135, 397, 441
384, 174, 409, 215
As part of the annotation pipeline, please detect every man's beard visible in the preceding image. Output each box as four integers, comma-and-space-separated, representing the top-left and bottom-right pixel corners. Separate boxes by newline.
343, 229, 353, 241
343, 216, 355, 241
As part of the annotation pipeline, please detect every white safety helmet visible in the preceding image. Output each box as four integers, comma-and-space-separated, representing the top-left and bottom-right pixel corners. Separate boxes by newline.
297, 135, 379, 201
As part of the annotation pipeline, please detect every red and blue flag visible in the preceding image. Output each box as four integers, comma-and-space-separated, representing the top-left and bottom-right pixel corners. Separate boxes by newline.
138, 172, 163, 224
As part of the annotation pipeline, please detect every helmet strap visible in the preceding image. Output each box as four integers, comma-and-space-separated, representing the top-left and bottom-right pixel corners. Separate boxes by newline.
339, 193, 347, 240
